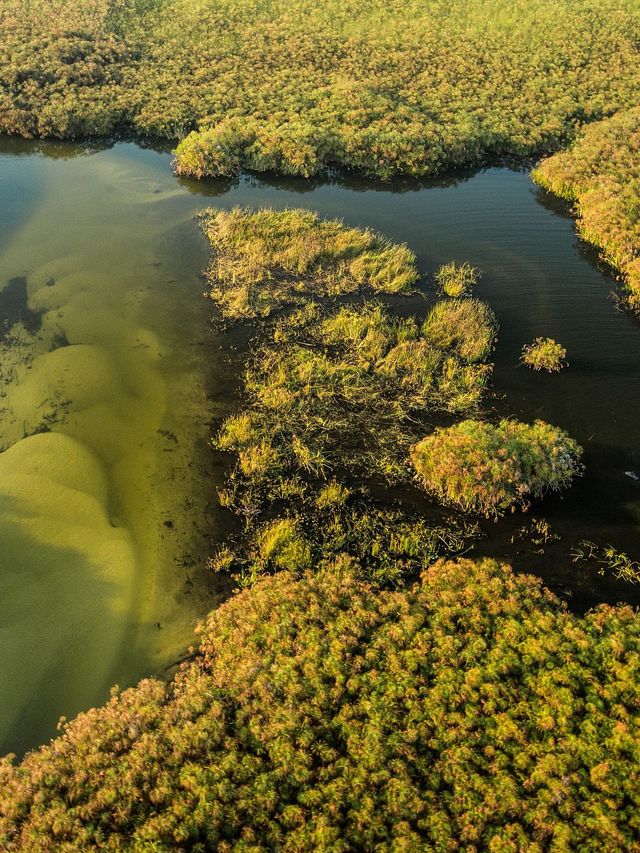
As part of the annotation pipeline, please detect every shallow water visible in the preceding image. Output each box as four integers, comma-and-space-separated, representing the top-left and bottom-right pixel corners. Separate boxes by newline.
1, 139, 639, 756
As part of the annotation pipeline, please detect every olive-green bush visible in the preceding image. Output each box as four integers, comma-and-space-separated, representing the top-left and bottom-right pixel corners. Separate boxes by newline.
2, 0, 640, 180
2, 557, 639, 851
411, 418, 584, 517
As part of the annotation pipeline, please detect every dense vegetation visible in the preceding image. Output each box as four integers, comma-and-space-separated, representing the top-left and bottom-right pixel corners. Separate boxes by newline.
521, 337, 568, 372
2, 557, 640, 851
411, 419, 583, 517
533, 108, 640, 310
1, 0, 640, 179
201, 207, 418, 319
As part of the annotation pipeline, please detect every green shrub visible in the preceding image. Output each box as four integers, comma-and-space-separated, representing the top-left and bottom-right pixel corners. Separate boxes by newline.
521, 336, 568, 372
2, 558, 640, 850
411, 418, 584, 517
434, 261, 480, 297
201, 207, 418, 319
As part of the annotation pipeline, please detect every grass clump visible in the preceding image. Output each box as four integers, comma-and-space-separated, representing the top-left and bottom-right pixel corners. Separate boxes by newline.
3, 558, 640, 851
521, 336, 568, 372
201, 207, 418, 319
533, 107, 640, 311
434, 261, 480, 297
411, 418, 584, 517
422, 298, 497, 363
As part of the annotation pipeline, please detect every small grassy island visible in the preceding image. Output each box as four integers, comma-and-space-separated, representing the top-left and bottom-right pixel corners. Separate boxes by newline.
521, 337, 568, 372
411, 419, 583, 517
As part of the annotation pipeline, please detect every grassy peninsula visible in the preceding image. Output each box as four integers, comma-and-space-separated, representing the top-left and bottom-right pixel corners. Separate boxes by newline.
2, 0, 640, 179
533, 108, 640, 310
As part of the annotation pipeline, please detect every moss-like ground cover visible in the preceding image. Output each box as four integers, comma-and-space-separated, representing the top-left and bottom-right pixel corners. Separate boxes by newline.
1, 0, 640, 181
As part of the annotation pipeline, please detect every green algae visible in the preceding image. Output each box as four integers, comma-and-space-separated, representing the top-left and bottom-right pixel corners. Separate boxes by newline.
0, 144, 225, 755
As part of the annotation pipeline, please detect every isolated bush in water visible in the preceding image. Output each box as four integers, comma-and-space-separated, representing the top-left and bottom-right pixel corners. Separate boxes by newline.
2, 557, 640, 850
411, 418, 583, 517
521, 337, 567, 372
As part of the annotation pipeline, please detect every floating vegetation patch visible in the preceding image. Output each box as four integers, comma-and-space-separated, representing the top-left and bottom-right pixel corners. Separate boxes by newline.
200, 207, 419, 319
411, 419, 584, 518
521, 336, 568, 372
572, 540, 640, 585
511, 517, 561, 552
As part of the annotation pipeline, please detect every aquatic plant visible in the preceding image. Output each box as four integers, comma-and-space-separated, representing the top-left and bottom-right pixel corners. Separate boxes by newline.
200, 207, 418, 319
2, 557, 640, 850
212, 484, 480, 587
572, 540, 640, 584
533, 107, 640, 310
434, 261, 480, 297
411, 418, 584, 517
2, 1, 640, 181
521, 336, 568, 372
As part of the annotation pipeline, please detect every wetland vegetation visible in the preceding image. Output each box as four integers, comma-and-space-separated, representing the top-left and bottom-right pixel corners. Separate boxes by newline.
520, 337, 568, 373
1, 0, 640, 844
1, 0, 640, 181
2, 557, 640, 851
533, 108, 640, 311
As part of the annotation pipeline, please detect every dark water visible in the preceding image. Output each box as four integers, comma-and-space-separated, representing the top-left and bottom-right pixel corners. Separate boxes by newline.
1, 139, 638, 756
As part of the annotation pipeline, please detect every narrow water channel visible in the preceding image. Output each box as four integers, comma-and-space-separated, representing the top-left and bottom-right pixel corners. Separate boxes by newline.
1, 139, 639, 756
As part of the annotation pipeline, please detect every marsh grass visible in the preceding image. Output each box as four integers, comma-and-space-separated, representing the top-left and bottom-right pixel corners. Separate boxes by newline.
215, 299, 497, 518
422, 298, 497, 363
200, 207, 418, 319
210, 485, 480, 587
434, 262, 480, 297
521, 337, 567, 372
411, 419, 584, 518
